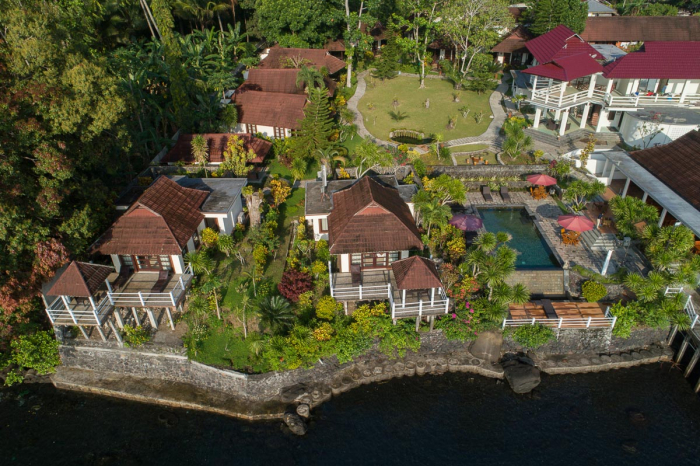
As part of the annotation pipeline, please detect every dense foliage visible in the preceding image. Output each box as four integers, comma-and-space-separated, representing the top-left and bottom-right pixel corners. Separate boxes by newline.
510, 323, 556, 349
581, 281, 607, 303
528, 0, 588, 35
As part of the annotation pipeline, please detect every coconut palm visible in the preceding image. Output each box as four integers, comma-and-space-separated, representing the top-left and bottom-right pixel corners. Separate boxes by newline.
416, 198, 452, 236
296, 65, 324, 92
256, 295, 295, 334
316, 146, 347, 172
191, 134, 209, 176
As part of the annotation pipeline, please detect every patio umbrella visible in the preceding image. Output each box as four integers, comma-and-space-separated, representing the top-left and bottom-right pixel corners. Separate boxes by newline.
449, 214, 483, 231
558, 214, 595, 232
527, 174, 557, 186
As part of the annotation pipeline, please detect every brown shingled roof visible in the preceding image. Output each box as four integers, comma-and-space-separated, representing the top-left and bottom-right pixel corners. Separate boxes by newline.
328, 177, 422, 255
629, 131, 700, 213
391, 256, 443, 290
232, 90, 307, 130
239, 69, 336, 96
259, 47, 346, 74
92, 176, 209, 256
492, 26, 533, 54
581, 16, 700, 42
47, 261, 114, 297
161, 133, 272, 164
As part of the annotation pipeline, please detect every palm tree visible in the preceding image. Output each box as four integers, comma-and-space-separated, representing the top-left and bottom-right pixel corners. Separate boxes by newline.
502, 126, 533, 159
296, 65, 324, 92
232, 295, 252, 338
416, 198, 452, 236
185, 250, 215, 275
609, 196, 659, 238
256, 295, 295, 334
200, 275, 222, 319
191, 134, 209, 176
316, 146, 346, 172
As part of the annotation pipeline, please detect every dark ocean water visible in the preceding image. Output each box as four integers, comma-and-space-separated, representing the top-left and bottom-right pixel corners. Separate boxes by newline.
2, 364, 700, 466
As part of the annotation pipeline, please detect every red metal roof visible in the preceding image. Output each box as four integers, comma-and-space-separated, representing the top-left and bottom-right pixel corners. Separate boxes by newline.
523, 53, 603, 81
603, 42, 700, 79
328, 177, 422, 255
232, 90, 307, 130
391, 256, 443, 290
526, 25, 601, 64
47, 261, 114, 297
161, 133, 272, 164
92, 177, 208, 256
259, 47, 346, 74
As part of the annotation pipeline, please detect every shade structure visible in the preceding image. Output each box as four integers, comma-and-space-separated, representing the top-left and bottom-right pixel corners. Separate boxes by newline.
527, 174, 557, 186
449, 214, 483, 231
558, 214, 595, 232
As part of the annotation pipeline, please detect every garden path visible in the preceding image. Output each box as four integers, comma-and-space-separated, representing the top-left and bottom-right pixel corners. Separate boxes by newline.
348, 71, 508, 151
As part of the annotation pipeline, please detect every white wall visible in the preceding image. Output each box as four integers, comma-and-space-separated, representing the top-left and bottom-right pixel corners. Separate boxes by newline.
232, 123, 292, 139
187, 237, 196, 253
110, 254, 121, 273
306, 215, 329, 241
172, 255, 185, 274
619, 113, 698, 149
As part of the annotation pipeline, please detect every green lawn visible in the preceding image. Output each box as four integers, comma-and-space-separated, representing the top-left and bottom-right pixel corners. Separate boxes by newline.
449, 143, 490, 154
267, 159, 319, 182
359, 76, 494, 142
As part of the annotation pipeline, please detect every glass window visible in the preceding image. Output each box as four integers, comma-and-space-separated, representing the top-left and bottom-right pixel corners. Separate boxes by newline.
388, 252, 400, 263
121, 255, 133, 267
320, 217, 328, 232
351, 253, 362, 265
160, 256, 172, 271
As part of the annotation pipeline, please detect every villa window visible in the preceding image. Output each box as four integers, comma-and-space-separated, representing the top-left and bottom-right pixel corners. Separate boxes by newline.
388, 252, 400, 263
351, 253, 362, 265
246, 123, 258, 134
274, 127, 286, 139
120, 255, 133, 269
159, 256, 172, 271
319, 217, 328, 233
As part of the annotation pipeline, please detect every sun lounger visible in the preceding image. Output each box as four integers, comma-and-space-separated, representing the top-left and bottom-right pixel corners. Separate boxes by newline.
482, 186, 493, 202
500, 186, 511, 202
542, 299, 558, 319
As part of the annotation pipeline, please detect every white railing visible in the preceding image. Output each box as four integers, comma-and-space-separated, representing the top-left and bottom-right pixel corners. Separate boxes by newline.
529, 88, 607, 108
605, 93, 700, 108
391, 288, 449, 319
45, 295, 113, 326
664, 286, 699, 328
107, 268, 194, 308
331, 282, 393, 300
502, 316, 617, 329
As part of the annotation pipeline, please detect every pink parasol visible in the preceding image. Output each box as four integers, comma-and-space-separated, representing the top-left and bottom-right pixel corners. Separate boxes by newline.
527, 174, 558, 186
558, 214, 595, 232
449, 214, 483, 231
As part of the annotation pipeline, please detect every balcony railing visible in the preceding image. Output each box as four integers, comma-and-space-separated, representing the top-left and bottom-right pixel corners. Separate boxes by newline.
46, 295, 114, 326
530, 84, 700, 109
502, 316, 617, 329
391, 288, 450, 319
529, 88, 607, 108
605, 93, 700, 108
106, 265, 194, 308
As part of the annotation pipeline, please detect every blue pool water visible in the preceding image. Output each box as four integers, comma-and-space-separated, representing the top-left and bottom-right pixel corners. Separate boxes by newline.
478, 207, 559, 269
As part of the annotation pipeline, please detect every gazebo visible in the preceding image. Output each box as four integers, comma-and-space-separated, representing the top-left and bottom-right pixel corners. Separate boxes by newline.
44, 261, 121, 343
390, 256, 449, 329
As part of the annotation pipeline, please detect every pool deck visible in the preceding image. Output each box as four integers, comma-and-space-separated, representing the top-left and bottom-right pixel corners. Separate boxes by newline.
463, 191, 648, 276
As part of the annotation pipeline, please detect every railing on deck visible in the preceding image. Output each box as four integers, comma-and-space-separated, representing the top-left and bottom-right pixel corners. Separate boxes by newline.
391, 289, 450, 319
529, 85, 700, 109
502, 316, 617, 329
665, 286, 699, 329
606, 93, 700, 108
107, 265, 194, 308
45, 295, 113, 326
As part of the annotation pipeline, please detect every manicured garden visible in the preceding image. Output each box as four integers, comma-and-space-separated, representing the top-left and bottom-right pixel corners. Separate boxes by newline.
358, 76, 494, 142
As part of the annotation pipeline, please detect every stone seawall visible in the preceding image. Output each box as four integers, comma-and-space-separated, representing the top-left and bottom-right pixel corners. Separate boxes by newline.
54, 328, 673, 420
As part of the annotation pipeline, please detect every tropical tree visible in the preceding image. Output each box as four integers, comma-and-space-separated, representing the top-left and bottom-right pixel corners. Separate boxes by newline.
256, 295, 295, 334
642, 224, 696, 272
529, 0, 588, 36
373, 28, 400, 81
185, 250, 215, 275
221, 134, 256, 176
563, 180, 605, 211
394, 0, 443, 88
231, 295, 252, 338
316, 146, 347, 172
291, 86, 335, 161
191, 134, 209, 175
423, 174, 467, 206
200, 276, 223, 319
296, 65, 324, 92
353, 138, 393, 176
342, 0, 378, 87
609, 196, 659, 238
254, 0, 335, 47
502, 125, 533, 160
415, 197, 452, 236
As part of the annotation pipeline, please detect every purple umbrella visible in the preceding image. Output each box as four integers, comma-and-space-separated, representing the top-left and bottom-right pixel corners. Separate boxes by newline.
449, 214, 483, 231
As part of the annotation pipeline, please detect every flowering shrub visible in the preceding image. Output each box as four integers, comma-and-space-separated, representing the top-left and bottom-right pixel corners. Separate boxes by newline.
316, 296, 342, 320
313, 322, 334, 341
448, 277, 480, 301
582, 280, 607, 302
253, 244, 268, 275
338, 167, 351, 179
403, 173, 414, 184
434, 300, 495, 341
277, 269, 313, 302
201, 227, 219, 248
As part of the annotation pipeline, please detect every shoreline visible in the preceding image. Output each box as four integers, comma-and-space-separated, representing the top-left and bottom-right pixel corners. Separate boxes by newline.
51, 331, 674, 421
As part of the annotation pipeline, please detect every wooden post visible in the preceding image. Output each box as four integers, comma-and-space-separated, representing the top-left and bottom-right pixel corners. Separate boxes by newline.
113, 309, 124, 329
685, 348, 700, 378
676, 335, 691, 363
146, 308, 158, 329
89, 296, 97, 310
108, 319, 123, 347
166, 307, 175, 330
138, 291, 145, 306
415, 315, 420, 332
131, 307, 141, 326
359, 284, 363, 300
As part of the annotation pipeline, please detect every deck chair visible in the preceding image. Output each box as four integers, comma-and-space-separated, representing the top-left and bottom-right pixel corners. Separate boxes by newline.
500, 186, 511, 202
542, 299, 558, 319
151, 269, 170, 293
482, 186, 493, 202
350, 264, 361, 286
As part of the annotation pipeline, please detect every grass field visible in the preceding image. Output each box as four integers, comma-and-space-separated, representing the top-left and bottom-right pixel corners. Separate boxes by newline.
359, 76, 494, 142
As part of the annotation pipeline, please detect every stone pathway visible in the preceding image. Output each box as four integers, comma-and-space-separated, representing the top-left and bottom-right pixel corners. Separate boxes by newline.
348, 71, 509, 151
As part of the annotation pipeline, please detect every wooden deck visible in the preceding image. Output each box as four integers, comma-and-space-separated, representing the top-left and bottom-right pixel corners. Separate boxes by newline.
506, 301, 614, 329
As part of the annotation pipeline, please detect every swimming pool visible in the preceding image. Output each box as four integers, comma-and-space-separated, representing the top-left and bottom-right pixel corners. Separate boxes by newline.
477, 207, 559, 269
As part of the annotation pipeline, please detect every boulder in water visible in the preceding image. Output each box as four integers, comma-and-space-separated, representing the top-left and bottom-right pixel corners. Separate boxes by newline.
470, 331, 503, 364
283, 412, 308, 436
296, 403, 310, 418
502, 358, 541, 394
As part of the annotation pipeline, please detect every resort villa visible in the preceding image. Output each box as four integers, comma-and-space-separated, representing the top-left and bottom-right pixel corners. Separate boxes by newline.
229, 48, 346, 139
507, 25, 700, 146
306, 176, 449, 324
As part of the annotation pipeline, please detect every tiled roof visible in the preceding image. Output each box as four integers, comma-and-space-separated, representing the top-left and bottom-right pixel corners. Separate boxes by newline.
47, 261, 113, 298
526, 25, 600, 64
629, 131, 700, 213
259, 47, 346, 74
232, 90, 307, 130
92, 176, 208, 256
492, 26, 533, 54
603, 42, 700, 79
508, 6, 527, 21
161, 133, 272, 164
391, 256, 443, 290
523, 53, 603, 81
324, 38, 346, 52
239, 69, 336, 96
581, 16, 700, 42
328, 177, 422, 254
